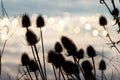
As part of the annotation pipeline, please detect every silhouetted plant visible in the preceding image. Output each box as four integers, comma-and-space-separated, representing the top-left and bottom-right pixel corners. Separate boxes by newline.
81, 60, 96, 80
62, 60, 80, 80
36, 15, 47, 80
48, 50, 65, 80
87, 45, 96, 77
22, 14, 31, 28
21, 53, 33, 80
25, 29, 38, 45
55, 42, 63, 53
99, 59, 106, 80
61, 36, 77, 56
29, 60, 39, 80
75, 48, 84, 61
36, 15, 45, 28
21, 53, 30, 66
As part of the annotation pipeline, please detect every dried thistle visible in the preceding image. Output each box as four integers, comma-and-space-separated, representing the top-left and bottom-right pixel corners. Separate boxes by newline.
22, 14, 31, 28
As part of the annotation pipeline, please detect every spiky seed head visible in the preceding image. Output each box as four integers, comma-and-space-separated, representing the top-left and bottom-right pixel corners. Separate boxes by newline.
81, 60, 93, 72
87, 45, 96, 57
55, 42, 63, 53
25, 29, 38, 45
47, 50, 65, 68
99, 16, 107, 26
21, 53, 30, 66
75, 48, 84, 60
22, 14, 31, 28
47, 50, 56, 63
112, 8, 119, 17
29, 60, 38, 72
99, 60, 106, 70
61, 36, 77, 56
62, 61, 79, 75
36, 15, 45, 28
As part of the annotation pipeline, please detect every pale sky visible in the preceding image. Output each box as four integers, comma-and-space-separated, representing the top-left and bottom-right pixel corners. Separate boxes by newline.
1, 0, 119, 16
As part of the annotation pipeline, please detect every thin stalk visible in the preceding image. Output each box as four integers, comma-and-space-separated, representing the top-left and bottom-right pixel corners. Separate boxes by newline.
31, 46, 44, 80
59, 68, 66, 80
40, 28, 47, 80
92, 57, 96, 77
58, 69, 61, 80
70, 75, 76, 80
34, 72, 38, 80
102, 70, 103, 80
103, 26, 120, 54
33, 44, 46, 80
26, 66, 33, 80
100, 0, 112, 14
52, 64, 58, 80
111, 0, 116, 9
77, 60, 85, 79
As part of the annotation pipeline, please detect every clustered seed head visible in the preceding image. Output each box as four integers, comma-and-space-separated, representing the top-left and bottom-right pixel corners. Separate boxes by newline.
62, 61, 79, 75
75, 48, 84, 60
25, 29, 38, 45
29, 60, 38, 72
99, 16, 107, 26
112, 8, 119, 18
61, 36, 77, 56
55, 42, 63, 53
99, 60, 106, 70
48, 50, 65, 69
22, 14, 31, 28
87, 45, 96, 57
21, 53, 30, 66
36, 15, 45, 28
81, 60, 93, 73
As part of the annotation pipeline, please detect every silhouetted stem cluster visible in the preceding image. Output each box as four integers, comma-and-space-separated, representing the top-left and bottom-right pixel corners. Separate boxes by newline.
47, 36, 106, 80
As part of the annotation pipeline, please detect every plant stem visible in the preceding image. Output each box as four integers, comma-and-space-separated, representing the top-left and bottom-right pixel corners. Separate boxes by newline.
52, 64, 58, 80
92, 57, 96, 78
26, 66, 33, 80
31, 46, 44, 80
34, 72, 38, 80
33, 44, 46, 80
40, 28, 47, 80
59, 68, 66, 80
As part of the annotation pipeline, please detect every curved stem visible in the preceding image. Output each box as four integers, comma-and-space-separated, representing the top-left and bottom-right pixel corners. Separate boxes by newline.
26, 66, 33, 80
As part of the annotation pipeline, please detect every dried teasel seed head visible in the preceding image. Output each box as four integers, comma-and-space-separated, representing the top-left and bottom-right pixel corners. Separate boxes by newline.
36, 15, 45, 28
99, 60, 106, 70
75, 48, 84, 60
55, 42, 63, 53
47, 50, 65, 68
61, 36, 77, 56
62, 61, 79, 75
21, 53, 30, 66
81, 60, 93, 72
22, 14, 31, 28
112, 8, 119, 18
87, 45, 96, 57
99, 16, 107, 26
25, 29, 38, 45
29, 60, 38, 72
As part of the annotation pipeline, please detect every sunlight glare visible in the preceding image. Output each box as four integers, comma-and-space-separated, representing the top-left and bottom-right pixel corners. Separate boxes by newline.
1, 33, 8, 41
85, 23, 92, 30
92, 29, 98, 36
102, 30, 108, 36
